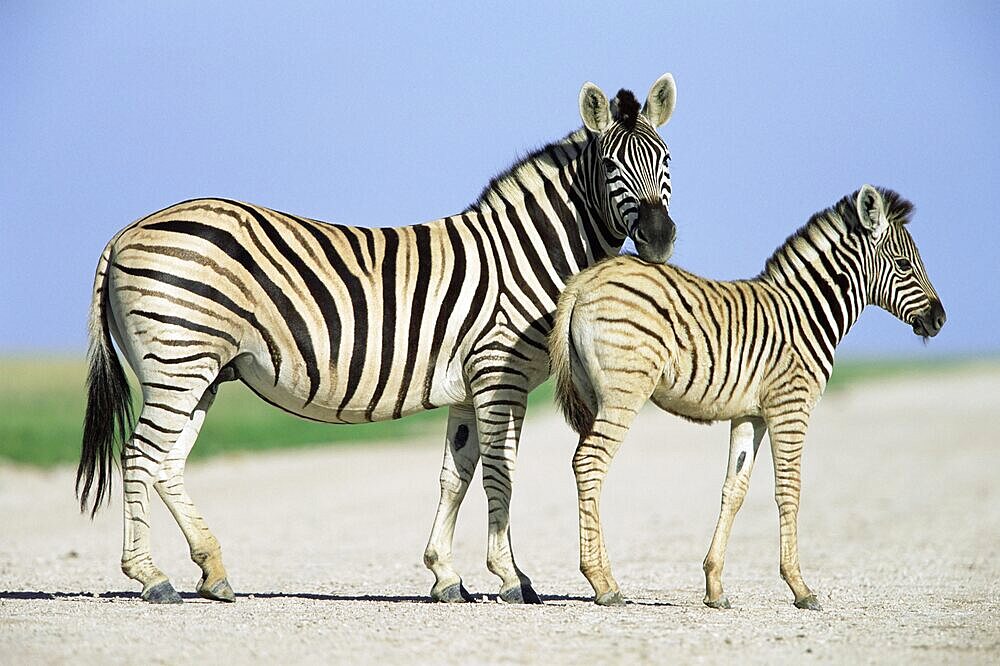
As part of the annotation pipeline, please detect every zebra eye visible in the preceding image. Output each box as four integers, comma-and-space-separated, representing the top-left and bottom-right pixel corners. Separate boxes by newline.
894, 257, 912, 271
601, 158, 619, 173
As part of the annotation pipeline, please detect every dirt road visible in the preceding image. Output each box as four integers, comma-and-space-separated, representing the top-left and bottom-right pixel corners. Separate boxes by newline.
2, 366, 998, 663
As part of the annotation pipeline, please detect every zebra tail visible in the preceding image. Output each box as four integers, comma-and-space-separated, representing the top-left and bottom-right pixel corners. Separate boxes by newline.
77, 240, 134, 518
549, 281, 595, 437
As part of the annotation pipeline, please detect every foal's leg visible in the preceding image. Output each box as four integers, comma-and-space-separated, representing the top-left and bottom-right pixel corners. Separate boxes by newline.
153, 368, 237, 602
573, 376, 655, 606
703, 415, 767, 608
423, 404, 480, 602
766, 403, 821, 610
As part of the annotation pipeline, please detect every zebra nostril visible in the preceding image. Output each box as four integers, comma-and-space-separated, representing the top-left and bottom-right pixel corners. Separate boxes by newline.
931, 301, 946, 332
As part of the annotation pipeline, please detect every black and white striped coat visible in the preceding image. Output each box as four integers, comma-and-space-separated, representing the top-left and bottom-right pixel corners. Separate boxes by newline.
550, 185, 945, 608
77, 74, 679, 604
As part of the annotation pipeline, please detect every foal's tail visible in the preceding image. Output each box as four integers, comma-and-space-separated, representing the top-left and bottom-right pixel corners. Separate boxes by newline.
549, 278, 595, 437
77, 236, 134, 518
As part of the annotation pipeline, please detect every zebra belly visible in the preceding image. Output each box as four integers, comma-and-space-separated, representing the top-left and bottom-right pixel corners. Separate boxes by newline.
232, 352, 464, 425
649, 382, 760, 424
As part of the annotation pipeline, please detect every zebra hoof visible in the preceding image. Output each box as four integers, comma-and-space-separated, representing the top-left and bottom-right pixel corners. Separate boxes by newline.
499, 583, 542, 604
595, 590, 626, 607
198, 578, 236, 602
143, 580, 182, 604
794, 594, 823, 611
432, 582, 473, 603
704, 595, 731, 610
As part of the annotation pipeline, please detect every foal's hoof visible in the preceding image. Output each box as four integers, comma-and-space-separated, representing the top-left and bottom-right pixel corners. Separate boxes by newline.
499, 583, 542, 604
432, 581, 474, 603
595, 590, 626, 607
198, 578, 236, 602
143, 580, 182, 604
704, 595, 731, 609
794, 594, 823, 611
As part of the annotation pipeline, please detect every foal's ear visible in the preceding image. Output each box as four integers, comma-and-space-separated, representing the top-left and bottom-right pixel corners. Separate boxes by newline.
856, 184, 889, 240
580, 82, 611, 132
641, 73, 676, 128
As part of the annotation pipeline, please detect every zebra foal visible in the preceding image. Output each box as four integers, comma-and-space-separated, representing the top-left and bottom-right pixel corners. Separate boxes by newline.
78, 74, 679, 604
550, 185, 945, 608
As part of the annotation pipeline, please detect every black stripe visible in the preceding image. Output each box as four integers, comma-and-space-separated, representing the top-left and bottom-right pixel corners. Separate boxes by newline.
142, 351, 221, 365
448, 214, 494, 369
422, 220, 466, 409
340, 225, 372, 276
145, 401, 190, 416
394, 226, 433, 419
137, 417, 183, 435
723, 285, 751, 404
367, 228, 398, 421
129, 310, 238, 347
141, 381, 187, 392
360, 227, 377, 273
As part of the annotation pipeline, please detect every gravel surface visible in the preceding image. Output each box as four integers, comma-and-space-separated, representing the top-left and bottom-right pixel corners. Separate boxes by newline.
2, 367, 998, 664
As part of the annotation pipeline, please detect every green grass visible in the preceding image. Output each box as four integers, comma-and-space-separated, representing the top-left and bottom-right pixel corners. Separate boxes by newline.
0, 354, 990, 467
824, 354, 992, 392
0, 357, 553, 467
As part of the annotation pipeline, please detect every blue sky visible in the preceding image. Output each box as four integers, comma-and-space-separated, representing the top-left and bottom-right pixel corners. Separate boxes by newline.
2, 2, 997, 358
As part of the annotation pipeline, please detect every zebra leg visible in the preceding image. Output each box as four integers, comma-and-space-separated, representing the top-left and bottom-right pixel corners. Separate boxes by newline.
471, 383, 539, 604
153, 373, 236, 602
702, 416, 767, 609
573, 419, 627, 606
573, 369, 655, 606
767, 406, 822, 610
423, 404, 479, 603
121, 383, 213, 603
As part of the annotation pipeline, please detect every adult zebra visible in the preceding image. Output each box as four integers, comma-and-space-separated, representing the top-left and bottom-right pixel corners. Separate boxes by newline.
78, 74, 679, 604
550, 185, 945, 608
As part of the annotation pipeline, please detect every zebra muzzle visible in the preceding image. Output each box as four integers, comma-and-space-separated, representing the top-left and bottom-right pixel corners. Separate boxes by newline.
912, 300, 946, 338
632, 201, 675, 264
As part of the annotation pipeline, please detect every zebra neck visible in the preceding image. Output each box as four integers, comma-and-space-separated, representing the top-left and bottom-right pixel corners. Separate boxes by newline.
759, 215, 869, 378
465, 128, 627, 275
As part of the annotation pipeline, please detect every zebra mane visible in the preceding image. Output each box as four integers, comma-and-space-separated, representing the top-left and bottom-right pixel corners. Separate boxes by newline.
469, 128, 590, 211
469, 90, 647, 211
613, 89, 641, 131
834, 186, 915, 230
761, 187, 915, 279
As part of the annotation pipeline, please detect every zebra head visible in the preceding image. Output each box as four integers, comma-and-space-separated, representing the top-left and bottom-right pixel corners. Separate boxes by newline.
853, 185, 946, 339
579, 73, 677, 264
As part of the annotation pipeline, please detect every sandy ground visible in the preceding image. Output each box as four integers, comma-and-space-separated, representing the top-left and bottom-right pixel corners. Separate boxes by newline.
1, 366, 998, 664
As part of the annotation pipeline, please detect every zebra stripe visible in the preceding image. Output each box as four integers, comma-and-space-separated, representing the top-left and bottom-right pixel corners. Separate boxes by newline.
77, 74, 679, 604
551, 185, 945, 608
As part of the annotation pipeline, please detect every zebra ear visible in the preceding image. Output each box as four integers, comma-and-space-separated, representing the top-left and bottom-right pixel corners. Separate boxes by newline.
642, 73, 676, 128
856, 184, 889, 240
580, 82, 611, 132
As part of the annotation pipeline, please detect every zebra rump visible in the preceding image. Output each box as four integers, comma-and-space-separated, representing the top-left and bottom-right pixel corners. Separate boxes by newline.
550, 276, 596, 437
